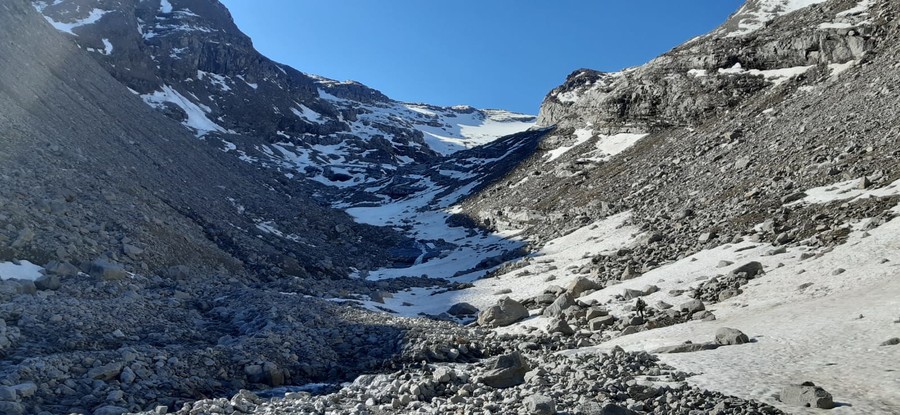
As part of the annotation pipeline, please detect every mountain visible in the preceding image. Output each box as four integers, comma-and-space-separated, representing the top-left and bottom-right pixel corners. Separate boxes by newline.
1, 0, 899, 414
33, 0, 535, 187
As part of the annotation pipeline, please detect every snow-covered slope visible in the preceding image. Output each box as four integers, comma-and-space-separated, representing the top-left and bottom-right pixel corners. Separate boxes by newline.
717, 0, 830, 37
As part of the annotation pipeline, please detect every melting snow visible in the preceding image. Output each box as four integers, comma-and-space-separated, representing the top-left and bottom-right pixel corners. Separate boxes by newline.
725, 0, 829, 37
142, 85, 227, 136
718, 63, 814, 86
0, 261, 44, 281
786, 177, 900, 206
545, 128, 594, 163
38, 8, 109, 36
291, 105, 325, 124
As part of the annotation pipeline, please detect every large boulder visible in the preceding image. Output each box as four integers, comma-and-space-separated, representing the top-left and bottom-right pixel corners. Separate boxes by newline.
779, 382, 834, 409
546, 318, 575, 336
730, 261, 764, 278
542, 293, 574, 318
678, 299, 705, 314
715, 327, 750, 345
480, 351, 529, 388
447, 302, 478, 316
477, 297, 529, 327
567, 276, 601, 298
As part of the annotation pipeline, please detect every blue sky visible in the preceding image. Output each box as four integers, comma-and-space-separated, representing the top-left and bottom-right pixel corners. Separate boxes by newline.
220, 1, 744, 114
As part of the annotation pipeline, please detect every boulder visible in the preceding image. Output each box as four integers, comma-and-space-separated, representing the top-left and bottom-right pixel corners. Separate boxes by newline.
93, 406, 128, 415
480, 351, 529, 388
679, 299, 705, 314
0, 386, 16, 401
524, 394, 556, 415
623, 288, 645, 300
447, 302, 478, 316
34, 274, 61, 291
88, 259, 128, 281
730, 261, 764, 278
567, 277, 600, 298
779, 382, 834, 409
588, 315, 616, 330
0, 402, 25, 415
546, 318, 575, 336
542, 293, 574, 318
585, 307, 608, 320
715, 327, 750, 345
87, 362, 124, 381
881, 337, 900, 346
478, 297, 529, 327
44, 260, 79, 276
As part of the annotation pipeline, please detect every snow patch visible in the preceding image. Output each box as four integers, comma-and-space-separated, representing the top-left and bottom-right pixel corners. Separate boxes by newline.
39, 8, 109, 36
0, 261, 44, 281
160, 0, 173, 14
545, 128, 594, 163
141, 85, 227, 136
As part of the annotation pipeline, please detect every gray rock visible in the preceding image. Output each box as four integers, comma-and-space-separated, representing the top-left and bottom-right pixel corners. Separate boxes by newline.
480, 351, 529, 388
447, 302, 478, 316
623, 288, 645, 300
11, 383, 36, 399
524, 394, 556, 415
546, 318, 575, 336
779, 382, 834, 409
573, 402, 638, 415
880, 337, 899, 346
542, 293, 574, 318
93, 405, 128, 415
433, 366, 453, 383
0, 386, 16, 401
679, 299, 705, 314
87, 362, 124, 381
478, 297, 529, 327
715, 327, 750, 345
88, 259, 128, 281
34, 274, 61, 291
0, 402, 24, 415
567, 276, 601, 298
44, 261, 79, 276
588, 315, 616, 331
730, 261, 764, 278
653, 342, 720, 353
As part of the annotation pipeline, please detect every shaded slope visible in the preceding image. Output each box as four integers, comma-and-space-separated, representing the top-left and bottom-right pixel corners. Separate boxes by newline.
0, 0, 404, 278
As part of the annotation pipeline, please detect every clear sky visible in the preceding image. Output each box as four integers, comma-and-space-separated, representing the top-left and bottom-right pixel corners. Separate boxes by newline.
219, 1, 745, 114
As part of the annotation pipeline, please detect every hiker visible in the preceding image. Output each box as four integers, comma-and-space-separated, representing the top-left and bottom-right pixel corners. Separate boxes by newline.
635, 297, 647, 320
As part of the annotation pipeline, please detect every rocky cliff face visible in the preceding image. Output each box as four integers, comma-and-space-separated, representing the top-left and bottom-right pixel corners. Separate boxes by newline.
34, 0, 535, 187
537, 0, 878, 131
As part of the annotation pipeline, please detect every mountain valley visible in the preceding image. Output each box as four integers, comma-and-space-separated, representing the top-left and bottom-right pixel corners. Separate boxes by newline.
0, 0, 898, 414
